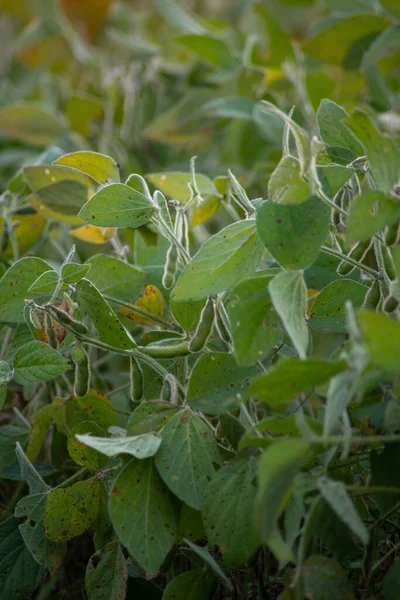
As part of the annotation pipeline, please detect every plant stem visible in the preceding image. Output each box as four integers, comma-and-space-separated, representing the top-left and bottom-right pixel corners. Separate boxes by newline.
55, 467, 87, 489
321, 245, 381, 279
103, 294, 176, 330
368, 500, 400, 532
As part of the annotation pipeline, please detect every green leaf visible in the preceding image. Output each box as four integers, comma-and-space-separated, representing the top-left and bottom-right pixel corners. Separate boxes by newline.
154, 0, 207, 34
302, 14, 390, 66
308, 280, 367, 333
187, 352, 259, 414
267, 156, 311, 205
362, 25, 400, 70
67, 422, 108, 469
155, 407, 221, 509
380, 0, 400, 22
26, 405, 60, 462
324, 372, 354, 436
317, 100, 363, 155
23, 165, 94, 191
85, 542, 127, 600
346, 191, 400, 244
171, 221, 263, 302
66, 390, 118, 431
346, 109, 400, 194
163, 569, 216, 600
0, 361, 12, 383
109, 458, 178, 573
85, 255, 145, 302
0, 425, 29, 473
202, 96, 255, 120
247, 358, 346, 405
13, 341, 70, 385
227, 272, 282, 366
28, 270, 59, 295
14, 493, 65, 572
147, 172, 216, 203
358, 310, 400, 374
175, 34, 238, 71
257, 439, 311, 544
202, 458, 260, 568
170, 298, 206, 332
256, 197, 330, 270
317, 165, 352, 197
75, 432, 161, 459
61, 263, 91, 285
30, 180, 92, 225
127, 401, 179, 435
44, 477, 100, 542
269, 271, 309, 359
54, 151, 120, 184
183, 539, 233, 590
0, 257, 50, 324
304, 556, 355, 600
75, 279, 136, 349
79, 184, 155, 228
0, 104, 65, 146
383, 560, 400, 600
316, 477, 369, 544
0, 517, 44, 599
15, 442, 48, 494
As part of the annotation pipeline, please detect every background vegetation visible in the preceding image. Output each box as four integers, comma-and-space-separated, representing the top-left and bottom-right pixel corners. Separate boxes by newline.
0, 0, 400, 598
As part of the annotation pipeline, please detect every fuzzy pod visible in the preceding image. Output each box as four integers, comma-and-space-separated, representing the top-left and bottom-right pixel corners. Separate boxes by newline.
72, 343, 90, 398
381, 245, 397, 281
189, 297, 215, 352
161, 373, 178, 404
385, 219, 399, 247
383, 295, 399, 314
129, 356, 143, 403
45, 304, 88, 336
162, 243, 178, 290
140, 340, 190, 358
362, 280, 381, 310
336, 240, 371, 275
214, 305, 232, 345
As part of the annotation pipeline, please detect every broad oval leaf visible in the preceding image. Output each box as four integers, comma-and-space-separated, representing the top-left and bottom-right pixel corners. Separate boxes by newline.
67, 421, 108, 469
256, 197, 330, 270
171, 220, 263, 302
247, 358, 347, 405
268, 156, 311, 205
23, 165, 94, 191
154, 407, 221, 509
146, 171, 216, 203
317, 99, 363, 155
30, 180, 92, 225
109, 458, 179, 573
202, 458, 260, 568
79, 183, 155, 228
268, 270, 309, 359
346, 191, 400, 245
54, 151, 120, 184
308, 280, 367, 333
44, 478, 100, 542
75, 432, 162, 459
85, 542, 127, 600
13, 341, 70, 385
66, 390, 118, 431
75, 279, 136, 350
127, 401, 179, 436
0, 257, 50, 324
0, 104, 65, 146
85, 254, 145, 302
358, 310, 400, 374
163, 569, 216, 600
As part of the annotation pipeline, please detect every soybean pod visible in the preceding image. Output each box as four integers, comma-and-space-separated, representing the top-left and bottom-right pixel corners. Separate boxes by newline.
383, 295, 399, 314
385, 219, 399, 247
189, 297, 214, 352
161, 373, 178, 404
363, 280, 381, 310
336, 240, 371, 275
381, 245, 397, 281
162, 243, 178, 290
139, 341, 190, 358
71, 343, 90, 398
129, 356, 143, 403
44, 304, 88, 336
45, 313, 58, 349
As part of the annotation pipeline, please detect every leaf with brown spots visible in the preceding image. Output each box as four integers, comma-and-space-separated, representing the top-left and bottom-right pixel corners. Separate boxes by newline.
44, 477, 100, 542
85, 542, 127, 600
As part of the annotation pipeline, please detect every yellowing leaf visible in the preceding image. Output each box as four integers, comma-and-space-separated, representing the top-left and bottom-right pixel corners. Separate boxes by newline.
0, 214, 46, 259
69, 225, 116, 244
120, 284, 165, 326
191, 196, 220, 228
0, 105, 65, 146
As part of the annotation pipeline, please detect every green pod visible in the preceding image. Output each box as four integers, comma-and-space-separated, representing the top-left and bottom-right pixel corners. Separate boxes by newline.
139, 340, 190, 358
72, 343, 90, 398
154, 190, 172, 230
129, 356, 143, 403
381, 245, 397, 281
45, 313, 58, 349
336, 240, 371, 275
45, 304, 88, 335
362, 280, 381, 310
162, 243, 178, 290
214, 306, 231, 345
189, 297, 214, 352
385, 219, 399, 246
161, 373, 178, 404
383, 295, 399, 314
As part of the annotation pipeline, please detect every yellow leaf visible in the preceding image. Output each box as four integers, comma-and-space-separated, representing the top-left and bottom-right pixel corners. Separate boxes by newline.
120, 284, 165, 326
0, 214, 46, 258
191, 196, 220, 228
69, 225, 116, 244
